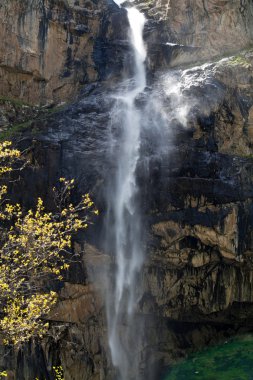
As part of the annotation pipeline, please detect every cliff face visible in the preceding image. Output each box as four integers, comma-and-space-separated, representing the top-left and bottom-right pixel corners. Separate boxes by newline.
1, 1, 253, 380
144, 0, 253, 68
1, 0, 253, 105
2, 50, 252, 380
144, 53, 253, 319
0, 0, 128, 105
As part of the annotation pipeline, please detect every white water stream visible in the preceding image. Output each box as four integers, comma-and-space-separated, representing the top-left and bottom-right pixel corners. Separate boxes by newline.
105, 4, 147, 380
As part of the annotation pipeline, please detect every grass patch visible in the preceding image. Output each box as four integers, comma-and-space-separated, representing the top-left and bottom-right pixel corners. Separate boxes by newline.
0, 121, 33, 141
166, 335, 253, 380
0, 101, 66, 141
226, 55, 252, 69
44, 104, 66, 114
0, 96, 31, 108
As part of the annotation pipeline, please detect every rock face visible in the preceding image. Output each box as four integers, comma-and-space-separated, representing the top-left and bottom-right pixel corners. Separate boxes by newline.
2, 50, 253, 380
0, 0, 128, 105
1, 0, 253, 105
1, 1, 253, 380
144, 0, 253, 68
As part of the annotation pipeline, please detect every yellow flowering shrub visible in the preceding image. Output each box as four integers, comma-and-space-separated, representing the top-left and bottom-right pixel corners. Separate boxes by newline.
0, 141, 98, 346
53, 366, 64, 380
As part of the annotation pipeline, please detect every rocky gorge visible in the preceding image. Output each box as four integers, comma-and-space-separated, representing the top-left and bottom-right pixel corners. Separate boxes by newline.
1, 1, 253, 380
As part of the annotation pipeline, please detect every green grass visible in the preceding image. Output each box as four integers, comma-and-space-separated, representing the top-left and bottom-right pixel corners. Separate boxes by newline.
0, 96, 31, 108
0, 102, 66, 140
0, 121, 33, 140
166, 336, 253, 380
44, 104, 66, 114
226, 55, 252, 69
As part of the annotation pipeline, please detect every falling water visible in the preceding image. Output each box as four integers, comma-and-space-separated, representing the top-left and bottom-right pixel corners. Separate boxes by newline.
105, 5, 147, 380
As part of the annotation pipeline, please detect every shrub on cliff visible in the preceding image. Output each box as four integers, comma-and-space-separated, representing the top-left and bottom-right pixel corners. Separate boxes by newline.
0, 141, 97, 346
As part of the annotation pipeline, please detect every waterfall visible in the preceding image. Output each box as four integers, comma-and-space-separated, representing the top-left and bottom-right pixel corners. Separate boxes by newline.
104, 5, 147, 380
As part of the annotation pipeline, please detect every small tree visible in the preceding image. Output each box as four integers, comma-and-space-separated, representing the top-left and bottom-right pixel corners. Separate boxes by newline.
0, 141, 97, 346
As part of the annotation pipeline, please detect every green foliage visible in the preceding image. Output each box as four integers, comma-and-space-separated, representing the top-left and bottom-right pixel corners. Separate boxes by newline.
166, 336, 253, 380
45, 104, 66, 114
0, 121, 33, 141
0, 96, 31, 108
0, 94, 66, 141
226, 55, 251, 69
